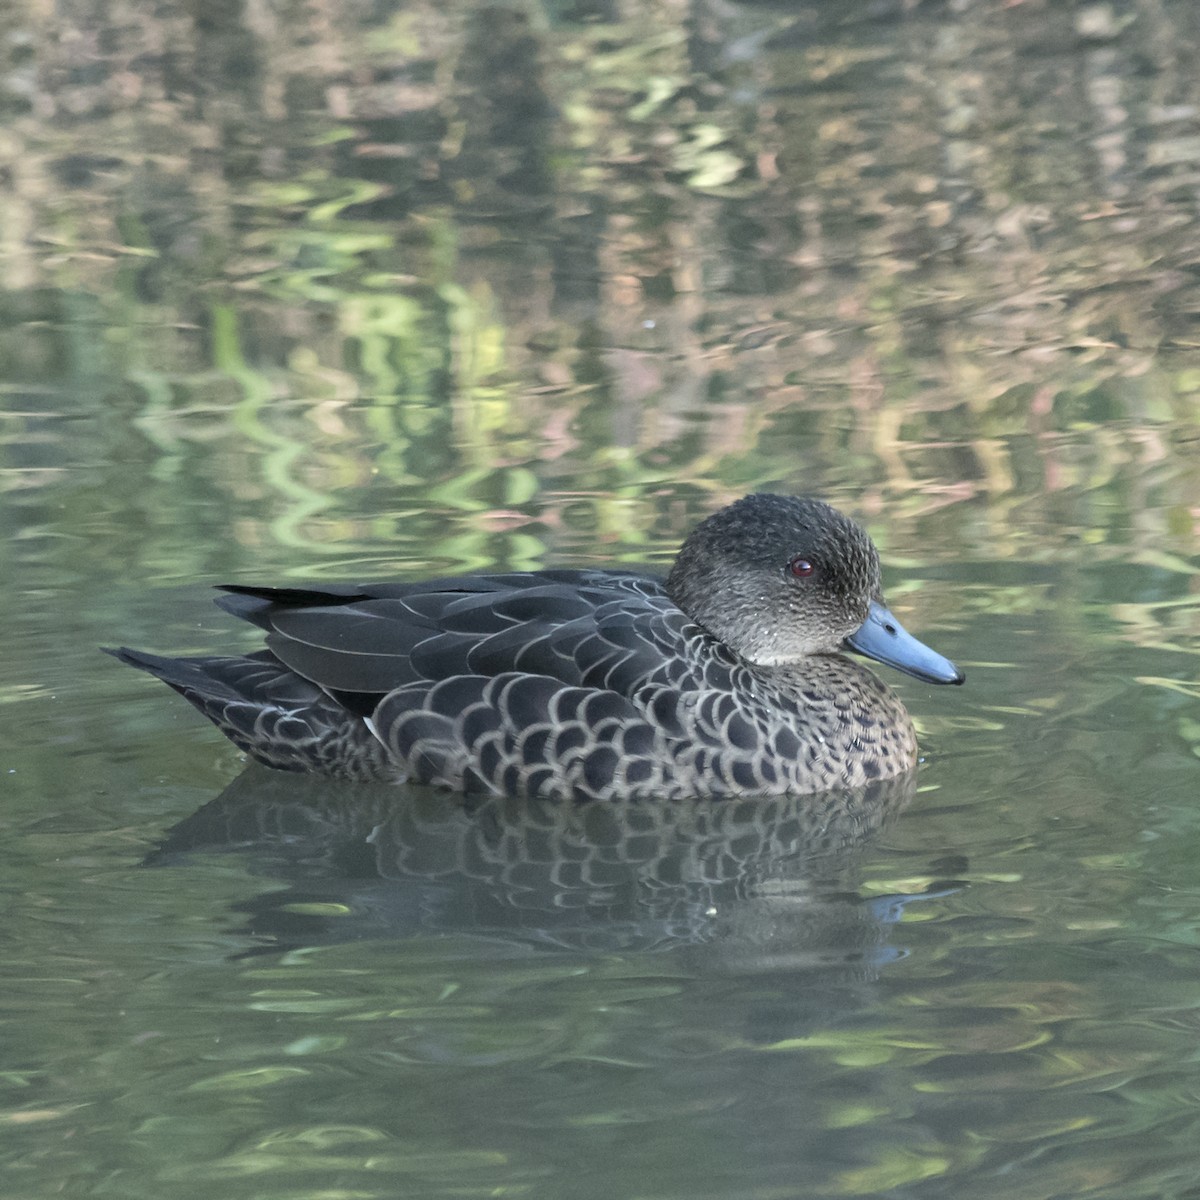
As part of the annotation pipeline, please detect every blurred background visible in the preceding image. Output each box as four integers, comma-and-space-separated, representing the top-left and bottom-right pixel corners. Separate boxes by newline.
4, 0, 1200, 1196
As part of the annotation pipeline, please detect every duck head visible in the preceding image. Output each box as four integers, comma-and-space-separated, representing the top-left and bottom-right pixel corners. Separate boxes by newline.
665, 493, 964, 685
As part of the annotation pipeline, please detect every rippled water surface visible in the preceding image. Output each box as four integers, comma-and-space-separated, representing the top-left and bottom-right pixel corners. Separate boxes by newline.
5, 1, 1200, 1196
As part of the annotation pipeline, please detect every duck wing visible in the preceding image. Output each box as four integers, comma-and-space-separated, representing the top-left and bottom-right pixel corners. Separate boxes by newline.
205, 570, 746, 797
216, 569, 694, 712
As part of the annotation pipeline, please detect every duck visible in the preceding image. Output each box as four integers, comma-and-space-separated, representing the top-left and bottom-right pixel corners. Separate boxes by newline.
108, 493, 964, 800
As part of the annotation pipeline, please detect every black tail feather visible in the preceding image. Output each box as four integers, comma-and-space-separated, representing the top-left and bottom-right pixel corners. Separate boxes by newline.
104, 646, 396, 780
104, 646, 250, 704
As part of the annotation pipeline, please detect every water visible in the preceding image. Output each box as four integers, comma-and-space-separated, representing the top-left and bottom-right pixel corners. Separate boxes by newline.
5, 0, 1200, 1196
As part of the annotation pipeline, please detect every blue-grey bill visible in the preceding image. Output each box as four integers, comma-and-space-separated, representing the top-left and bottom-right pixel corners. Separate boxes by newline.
845, 599, 965, 685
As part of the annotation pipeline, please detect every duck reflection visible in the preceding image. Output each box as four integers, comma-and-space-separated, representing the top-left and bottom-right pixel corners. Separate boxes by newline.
150, 767, 953, 987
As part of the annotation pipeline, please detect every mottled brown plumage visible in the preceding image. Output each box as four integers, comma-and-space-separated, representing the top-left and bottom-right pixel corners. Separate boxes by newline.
109, 494, 963, 799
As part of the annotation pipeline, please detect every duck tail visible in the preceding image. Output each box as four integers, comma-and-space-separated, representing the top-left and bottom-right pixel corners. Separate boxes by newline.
104, 646, 259, 705
103, 647, 396, 781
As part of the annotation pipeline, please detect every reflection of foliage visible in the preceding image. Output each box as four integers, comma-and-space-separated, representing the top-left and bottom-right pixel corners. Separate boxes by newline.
2, 0, 1200, 610
6, 10, 1200, 1196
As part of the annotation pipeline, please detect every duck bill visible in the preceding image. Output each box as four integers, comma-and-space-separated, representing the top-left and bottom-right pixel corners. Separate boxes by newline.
845, 599, 965, 685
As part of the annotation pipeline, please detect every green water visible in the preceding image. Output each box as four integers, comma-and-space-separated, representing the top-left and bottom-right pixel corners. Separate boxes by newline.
5, 0, 1200, 1196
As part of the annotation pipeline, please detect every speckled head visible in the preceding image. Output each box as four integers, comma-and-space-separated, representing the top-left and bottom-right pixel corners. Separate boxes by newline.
666, 494, 880, 665
666, 493, 964, 685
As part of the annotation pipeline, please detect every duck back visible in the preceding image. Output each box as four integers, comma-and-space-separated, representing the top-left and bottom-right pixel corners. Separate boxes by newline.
111, 568, 917, 799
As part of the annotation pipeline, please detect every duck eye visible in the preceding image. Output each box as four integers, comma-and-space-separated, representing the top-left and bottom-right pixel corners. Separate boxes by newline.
788, 556, 816, 579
